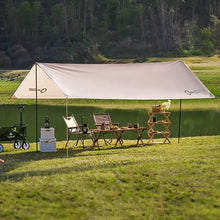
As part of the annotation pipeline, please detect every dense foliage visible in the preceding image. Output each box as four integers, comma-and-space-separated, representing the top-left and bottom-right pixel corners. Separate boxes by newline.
0, 0, 220, 66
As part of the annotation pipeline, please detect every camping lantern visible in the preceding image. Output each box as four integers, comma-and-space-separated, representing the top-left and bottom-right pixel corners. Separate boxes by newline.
44, 116, 50, 128
82, 123, 88, 134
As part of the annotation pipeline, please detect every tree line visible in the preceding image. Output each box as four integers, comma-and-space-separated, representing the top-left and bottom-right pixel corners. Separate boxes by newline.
0, 0, 220, 66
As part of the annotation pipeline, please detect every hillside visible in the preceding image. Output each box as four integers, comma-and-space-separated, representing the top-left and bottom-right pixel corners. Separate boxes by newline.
0, 0, 220, 67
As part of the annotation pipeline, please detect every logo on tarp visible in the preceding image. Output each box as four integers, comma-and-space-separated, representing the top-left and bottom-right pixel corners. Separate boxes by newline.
7, 132, 15, 139
184, 90, 201, 95
29, 88, 47, 93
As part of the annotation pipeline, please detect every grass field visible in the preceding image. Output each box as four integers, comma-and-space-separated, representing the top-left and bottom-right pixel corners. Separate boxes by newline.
0, 136, 220, 219
0, 56, 220, 219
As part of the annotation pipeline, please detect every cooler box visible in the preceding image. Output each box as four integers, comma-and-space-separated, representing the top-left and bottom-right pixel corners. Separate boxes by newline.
41, 128, 55, 139
40, 138, 56, 152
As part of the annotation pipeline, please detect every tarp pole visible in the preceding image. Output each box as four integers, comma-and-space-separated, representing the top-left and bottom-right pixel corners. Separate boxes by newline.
178, 99, 182, 143
66, 97, 68, 117
35, 63, 38, 152
66, 97, 68, 158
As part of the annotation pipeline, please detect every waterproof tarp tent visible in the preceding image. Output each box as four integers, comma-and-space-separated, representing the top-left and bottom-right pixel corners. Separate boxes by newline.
12, 61, 215, 151
12, 61, 215, 100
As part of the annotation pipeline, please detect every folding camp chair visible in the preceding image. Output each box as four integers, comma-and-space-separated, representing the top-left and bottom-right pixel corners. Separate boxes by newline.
63, 115, 92, 149
93, 113, 119, 129
93, 113, 119, 144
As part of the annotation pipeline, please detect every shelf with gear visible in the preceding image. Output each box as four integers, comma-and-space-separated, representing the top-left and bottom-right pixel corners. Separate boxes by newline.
147, 109, 171, 144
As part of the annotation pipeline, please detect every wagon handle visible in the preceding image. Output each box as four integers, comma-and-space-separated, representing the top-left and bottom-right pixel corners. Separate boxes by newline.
18, 106, 25, 126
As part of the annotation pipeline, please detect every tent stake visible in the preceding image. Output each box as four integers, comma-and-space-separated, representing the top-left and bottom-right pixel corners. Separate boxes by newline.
178, 99, 182, 143
35, 63, 39, 152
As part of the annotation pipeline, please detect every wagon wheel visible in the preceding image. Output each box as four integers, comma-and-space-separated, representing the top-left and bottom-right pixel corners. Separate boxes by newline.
103, 133, 113, 145
0, 144, 4, 153
14, 141, 21, 149
22, 142, 30, 150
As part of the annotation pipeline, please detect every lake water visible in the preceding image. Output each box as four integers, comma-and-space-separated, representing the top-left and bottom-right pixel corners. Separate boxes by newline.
0, 105, 219, 142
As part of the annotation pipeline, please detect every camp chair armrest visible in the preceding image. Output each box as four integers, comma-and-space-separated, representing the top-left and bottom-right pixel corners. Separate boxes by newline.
112, 123, 119, 126
95, 123, 119, 126
95, 123, 105, 126
68, 126, 78, 129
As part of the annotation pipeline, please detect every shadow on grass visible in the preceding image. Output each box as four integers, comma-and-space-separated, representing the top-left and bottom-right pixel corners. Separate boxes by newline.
1, 143, 150, 161
0, 143, 150, 182
0, 157, 139, 183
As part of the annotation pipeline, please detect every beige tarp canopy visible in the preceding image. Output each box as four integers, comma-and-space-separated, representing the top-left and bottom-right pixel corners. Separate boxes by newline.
12, 61, 214, 100
12, 61, 215, 151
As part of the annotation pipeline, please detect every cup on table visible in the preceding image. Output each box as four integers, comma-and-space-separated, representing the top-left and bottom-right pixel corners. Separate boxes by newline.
127, 123, 132, 128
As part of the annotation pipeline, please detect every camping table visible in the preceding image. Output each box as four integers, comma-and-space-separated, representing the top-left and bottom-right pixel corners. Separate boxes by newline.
91, 127, 147, 148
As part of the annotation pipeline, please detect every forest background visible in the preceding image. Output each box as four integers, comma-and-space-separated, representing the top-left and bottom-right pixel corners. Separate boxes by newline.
0, 0, 220, 67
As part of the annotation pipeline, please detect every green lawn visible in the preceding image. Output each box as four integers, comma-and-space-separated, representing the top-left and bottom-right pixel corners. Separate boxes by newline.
0, 136, 220, 219
0, 56, 220, 219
